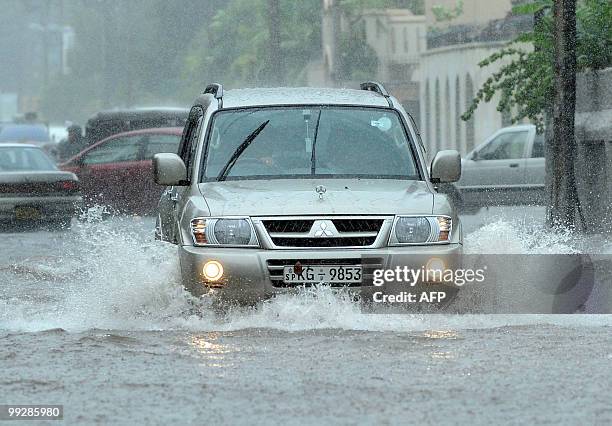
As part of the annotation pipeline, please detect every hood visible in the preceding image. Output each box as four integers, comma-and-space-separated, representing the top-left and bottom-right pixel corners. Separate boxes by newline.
198, 179, 433, 216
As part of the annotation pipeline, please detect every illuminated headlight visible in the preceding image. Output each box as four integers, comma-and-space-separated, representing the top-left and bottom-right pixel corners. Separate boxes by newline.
190, 217, 259, 247
388, 216, 452, 245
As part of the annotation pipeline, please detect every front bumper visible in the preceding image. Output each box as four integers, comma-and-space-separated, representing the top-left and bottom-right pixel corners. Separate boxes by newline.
0, 195, 82, 222
179, 243, 463, 301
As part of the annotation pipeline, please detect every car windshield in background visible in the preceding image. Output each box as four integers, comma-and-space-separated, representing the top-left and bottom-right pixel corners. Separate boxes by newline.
0, 124, 50, 143
203, 107, 419, 181
0, 147, 57, 172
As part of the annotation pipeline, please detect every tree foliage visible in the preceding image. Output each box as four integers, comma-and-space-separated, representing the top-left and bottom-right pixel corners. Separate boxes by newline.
462, 0, 611, 131
182, 0, 322, 89
182, 0, 424, 89
431, 0, 463, 23
41, 0, 426, 120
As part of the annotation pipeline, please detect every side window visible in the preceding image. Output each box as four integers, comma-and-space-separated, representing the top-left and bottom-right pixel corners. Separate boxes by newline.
406, 112, 425, 152
82, 136, 143, 165
178, 108, 204, 181
143, 134, 181, 160
531, 133, 545, 158
478, 131, 528, 160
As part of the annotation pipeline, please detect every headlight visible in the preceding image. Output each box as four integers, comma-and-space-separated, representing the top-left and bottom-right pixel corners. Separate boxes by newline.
190, 217, 259, 247
388, 216, 452, 245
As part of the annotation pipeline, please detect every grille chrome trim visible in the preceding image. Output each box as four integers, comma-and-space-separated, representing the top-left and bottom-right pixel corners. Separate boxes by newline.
253, 216, 393, 249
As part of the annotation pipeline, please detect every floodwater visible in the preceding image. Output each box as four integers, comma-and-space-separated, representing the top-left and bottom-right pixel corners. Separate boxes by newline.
1, 207, 611, 425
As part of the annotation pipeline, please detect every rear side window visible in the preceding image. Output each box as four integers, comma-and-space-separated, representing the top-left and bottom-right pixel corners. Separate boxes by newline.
143, 134, 181, 159
178, 107, 204, 181
478, 131, 528, 160
0, 147, 56, 171
82, 136, 142, 165
531, 133, 545, 158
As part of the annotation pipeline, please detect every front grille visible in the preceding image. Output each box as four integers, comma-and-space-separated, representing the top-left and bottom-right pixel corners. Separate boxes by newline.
272, 237, 377, 247
266, 257, 384, 288
259, 216, 388, 248
333, 219, 383, 233
262, 219, 314, 233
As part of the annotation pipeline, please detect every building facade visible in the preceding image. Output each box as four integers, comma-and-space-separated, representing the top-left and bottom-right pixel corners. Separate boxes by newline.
418, 0, 530, 155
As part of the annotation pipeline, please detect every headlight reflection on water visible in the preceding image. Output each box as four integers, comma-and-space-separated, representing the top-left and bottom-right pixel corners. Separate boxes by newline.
189, 333, 236, 367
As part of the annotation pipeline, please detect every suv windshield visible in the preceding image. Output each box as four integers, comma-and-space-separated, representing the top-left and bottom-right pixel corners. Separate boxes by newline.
202, 107, 420, 181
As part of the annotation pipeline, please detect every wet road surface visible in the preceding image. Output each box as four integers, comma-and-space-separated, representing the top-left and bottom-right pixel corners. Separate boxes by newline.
1, 207, 611, 425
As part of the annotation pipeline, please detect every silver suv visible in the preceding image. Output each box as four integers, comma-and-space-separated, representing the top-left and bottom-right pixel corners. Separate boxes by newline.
154, 82, 462, 303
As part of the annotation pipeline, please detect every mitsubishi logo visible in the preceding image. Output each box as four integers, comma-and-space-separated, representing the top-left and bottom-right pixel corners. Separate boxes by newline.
310, 220, 338, 238
315, 185, 327, 200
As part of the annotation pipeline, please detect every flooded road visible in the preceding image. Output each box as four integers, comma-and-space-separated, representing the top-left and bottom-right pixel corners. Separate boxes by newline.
1, 208, 611, 424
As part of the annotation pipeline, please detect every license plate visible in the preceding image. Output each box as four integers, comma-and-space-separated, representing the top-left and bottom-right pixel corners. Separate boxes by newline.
283, 265, 362, 284
15, 206, 42, 220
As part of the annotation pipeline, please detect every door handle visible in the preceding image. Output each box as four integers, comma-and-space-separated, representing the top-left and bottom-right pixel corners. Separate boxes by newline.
509, 163, 520, 168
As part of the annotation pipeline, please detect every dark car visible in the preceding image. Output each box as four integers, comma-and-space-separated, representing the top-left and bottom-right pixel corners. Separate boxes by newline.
84, 107, 188, 145
0, 143, 81, 229
61, 127, 183, 214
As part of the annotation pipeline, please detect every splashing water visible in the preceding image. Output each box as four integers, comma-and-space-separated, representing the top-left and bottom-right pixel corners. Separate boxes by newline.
0, 211, 609, 333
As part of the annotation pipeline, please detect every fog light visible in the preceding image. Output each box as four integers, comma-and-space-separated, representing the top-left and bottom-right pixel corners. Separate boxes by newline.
203, 260, 224, 282
426, 257, 445, 282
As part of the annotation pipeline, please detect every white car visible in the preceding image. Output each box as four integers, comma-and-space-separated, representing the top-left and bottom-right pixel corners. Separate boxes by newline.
458, 124, 545, 212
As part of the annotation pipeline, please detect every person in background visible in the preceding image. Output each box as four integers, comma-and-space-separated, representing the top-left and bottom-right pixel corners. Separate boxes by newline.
57, 125, 86, 161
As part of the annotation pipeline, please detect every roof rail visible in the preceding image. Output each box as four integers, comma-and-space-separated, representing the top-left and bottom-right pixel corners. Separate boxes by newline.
360, 81, 393, 107
203, 83, 224, 108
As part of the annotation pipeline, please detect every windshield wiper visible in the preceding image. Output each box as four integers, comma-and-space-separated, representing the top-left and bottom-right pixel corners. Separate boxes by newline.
310, 111, 322, 174
217, 120, 270, 181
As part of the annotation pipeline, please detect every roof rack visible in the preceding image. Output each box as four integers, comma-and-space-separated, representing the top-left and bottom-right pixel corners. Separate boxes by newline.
203, 83, 224, 108
360, 81, 393, 107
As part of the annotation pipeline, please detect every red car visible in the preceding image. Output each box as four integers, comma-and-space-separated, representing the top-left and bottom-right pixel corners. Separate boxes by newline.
61, 127, 183, 214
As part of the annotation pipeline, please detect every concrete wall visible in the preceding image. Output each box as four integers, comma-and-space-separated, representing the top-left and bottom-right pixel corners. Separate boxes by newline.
575, 68, 612, 232
361, 10, 426, 82
418, 41, 509, 156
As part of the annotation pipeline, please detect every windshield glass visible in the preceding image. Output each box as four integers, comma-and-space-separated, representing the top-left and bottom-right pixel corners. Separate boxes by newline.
203, 107, 419, 181
0, 147, 57, 172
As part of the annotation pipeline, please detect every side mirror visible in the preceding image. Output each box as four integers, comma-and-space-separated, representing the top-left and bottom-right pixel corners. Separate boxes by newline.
153, 153, 187, 186
470, 151, 479, 161
431, 150, 461, 183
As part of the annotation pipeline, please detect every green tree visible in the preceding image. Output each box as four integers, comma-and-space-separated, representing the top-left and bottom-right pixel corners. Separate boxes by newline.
462, 0, 611, 131
181, 0, 424, 89
182, 0, 322, 89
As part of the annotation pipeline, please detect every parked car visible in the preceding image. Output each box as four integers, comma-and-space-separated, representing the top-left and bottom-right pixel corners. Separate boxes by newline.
61, 127, 182, 214
0, 144, 81, 228
154, 83, 462, 304
457, 124, 544, 212
84, 107, 188, 145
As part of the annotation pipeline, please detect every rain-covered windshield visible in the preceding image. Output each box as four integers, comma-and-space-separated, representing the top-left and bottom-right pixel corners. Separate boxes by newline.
0, 147, 57, 172
203, 107, 419, 181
